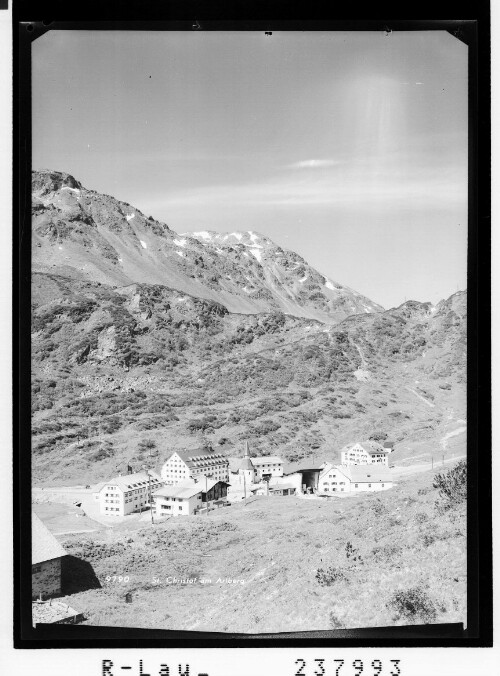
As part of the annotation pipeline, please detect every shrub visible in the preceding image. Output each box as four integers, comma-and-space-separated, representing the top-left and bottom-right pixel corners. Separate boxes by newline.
387, 586, 437, 623
345, 541, 362, 562
329, 611, 344, 629
422, 534, 436, 547
372, 543, 402, 560
433, 460, 467, 509
315, 566, 347, 586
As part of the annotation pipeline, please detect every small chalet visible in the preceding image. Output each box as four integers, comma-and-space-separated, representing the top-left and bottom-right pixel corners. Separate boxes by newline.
340, 441, 389, 466
269, 483, 297, 496
32, 513, 67, 600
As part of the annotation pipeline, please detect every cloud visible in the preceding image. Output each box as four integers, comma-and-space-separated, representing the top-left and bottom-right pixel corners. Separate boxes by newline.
289, 159, 342, 169
147, 162, 466, 212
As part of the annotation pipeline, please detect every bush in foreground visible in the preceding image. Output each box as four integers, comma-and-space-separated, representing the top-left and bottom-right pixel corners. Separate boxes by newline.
315, 566, 347, 586
433, 460, 467, 510
387, 586, 437, 624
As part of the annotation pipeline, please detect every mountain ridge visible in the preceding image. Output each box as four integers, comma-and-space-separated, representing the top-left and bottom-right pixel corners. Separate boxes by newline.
32, 169, 384, 324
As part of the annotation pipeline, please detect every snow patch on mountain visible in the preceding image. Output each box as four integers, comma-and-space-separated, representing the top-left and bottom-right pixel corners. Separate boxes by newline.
174, 238, 186, 248
250, 248, 262, 262
140, 240, 147, 249
126, 213, 135, 221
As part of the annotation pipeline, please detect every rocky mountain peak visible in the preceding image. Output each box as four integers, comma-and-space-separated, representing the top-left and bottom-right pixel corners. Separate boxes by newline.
32, 170, 385, 323
32, 169, 83, 196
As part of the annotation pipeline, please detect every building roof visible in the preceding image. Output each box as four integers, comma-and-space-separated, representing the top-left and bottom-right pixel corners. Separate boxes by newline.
32, 513, 67, 565
168, 449, 229, 469
101, 471, 162, 492
337, 465, 392, 483
154, 476, 228, 499
230, 455, 255, 472
269, 483, 296, 491
251, 456, 283, 466
319, 463, 392, 483
32, 600, 82, 625
153, 480, 204, 500
92, 481, 107, 493
343, 440, 388, 456
383, 441, 395, 448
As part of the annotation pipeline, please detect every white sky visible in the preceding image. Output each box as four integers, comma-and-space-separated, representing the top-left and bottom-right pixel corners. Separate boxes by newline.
33, 30, 468, 308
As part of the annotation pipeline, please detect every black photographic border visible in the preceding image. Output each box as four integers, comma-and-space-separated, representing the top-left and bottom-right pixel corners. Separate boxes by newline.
13, 0, 492, 649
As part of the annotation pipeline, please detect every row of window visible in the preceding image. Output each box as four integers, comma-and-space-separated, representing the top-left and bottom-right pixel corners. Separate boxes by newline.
160, 504, 182, 511
160, 496, 188, 502
322, 483, 386, 490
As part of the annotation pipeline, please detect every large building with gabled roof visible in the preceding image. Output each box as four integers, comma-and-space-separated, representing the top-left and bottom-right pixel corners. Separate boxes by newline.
98, 470, 163, 516
160, 448, 229, 485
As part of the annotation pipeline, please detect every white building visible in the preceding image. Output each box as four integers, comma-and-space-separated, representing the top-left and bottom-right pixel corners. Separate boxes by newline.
251, 456, 284, 481
161, 449, 229, 485
153, 476, 229, 517
153, 481, 203, 517
340, 441, 389, 466
318, 463, 393, 494
99, 471, 163, 516
229, 442, 257, 486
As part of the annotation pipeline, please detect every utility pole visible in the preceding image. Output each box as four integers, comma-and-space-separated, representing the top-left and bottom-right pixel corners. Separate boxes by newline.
148, 471, 154, 525
442, 453, 445, 467
205, 474, 209, 516
243, 471, 247, 506
431, 455, 434, 470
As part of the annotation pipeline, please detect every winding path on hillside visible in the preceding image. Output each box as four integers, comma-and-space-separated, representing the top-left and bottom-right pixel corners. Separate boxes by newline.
440, 425, 467, 450
404, 385, 435, 408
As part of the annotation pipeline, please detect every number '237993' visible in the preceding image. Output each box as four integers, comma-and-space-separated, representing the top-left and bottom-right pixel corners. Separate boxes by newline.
295, 658, 401, 676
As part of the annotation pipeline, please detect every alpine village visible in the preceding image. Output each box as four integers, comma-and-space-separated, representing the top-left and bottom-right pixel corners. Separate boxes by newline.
31, 171, 467, 633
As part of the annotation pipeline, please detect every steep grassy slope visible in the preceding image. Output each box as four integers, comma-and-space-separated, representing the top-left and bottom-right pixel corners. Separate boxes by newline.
32, 267, 466, 485
55, 465, 466, 632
